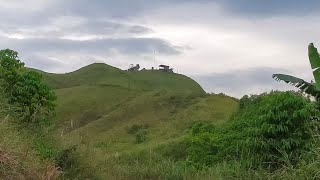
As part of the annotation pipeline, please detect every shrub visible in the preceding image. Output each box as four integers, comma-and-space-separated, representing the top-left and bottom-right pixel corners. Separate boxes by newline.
237, 91, 318, 168
187, 91, 319, 170
239, 93, 266, 110
191, 121, 215, 135
127, 124, 149, 144
33, 138, 57, 159
54, 145, 78, 170
12, 71, 56, 125
186, 122, 219, 167
128, 124, 145, 134
0, 49, 56, 126
136, 129, 147, 144
157, 140, 188, 161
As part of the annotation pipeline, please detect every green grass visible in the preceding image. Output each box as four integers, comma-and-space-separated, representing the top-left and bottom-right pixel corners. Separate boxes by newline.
54, 85, 140, 131
28, 63, 240, 179
0, 100, 59, 179
34, 63, 204, 93
13, 62, 320, 179
26, 63, 320, 179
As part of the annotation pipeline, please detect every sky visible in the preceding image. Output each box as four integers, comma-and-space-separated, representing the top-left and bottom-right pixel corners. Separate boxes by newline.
0, 0, 319, 97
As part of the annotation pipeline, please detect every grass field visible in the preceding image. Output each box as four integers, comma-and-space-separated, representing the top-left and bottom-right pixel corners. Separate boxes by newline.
33, 63, 239, 179
0, 98, 59, 179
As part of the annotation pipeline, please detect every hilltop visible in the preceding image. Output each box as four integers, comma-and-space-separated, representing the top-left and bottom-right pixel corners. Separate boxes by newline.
34, 63, 204, 93
29, 63, 239, 179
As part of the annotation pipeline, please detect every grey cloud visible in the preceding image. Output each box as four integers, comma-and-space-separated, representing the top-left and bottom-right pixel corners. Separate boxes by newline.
216, 0, 320, 17
23, 54, 65, 72
0, 1, 186, 73
5, 37, 181, 56
192, 67, 298, 98
63, 0, 197, 19
56, 0, 226, 21
0, 19, 152, 39
79, 21, 153, 36
61, 0, 320, 20
63, 0, 146, 19
128, 25, 153, 34
0, 0, 318, 27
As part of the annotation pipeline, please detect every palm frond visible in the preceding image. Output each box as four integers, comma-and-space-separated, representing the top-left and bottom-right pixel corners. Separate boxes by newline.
272, 74, 320, 99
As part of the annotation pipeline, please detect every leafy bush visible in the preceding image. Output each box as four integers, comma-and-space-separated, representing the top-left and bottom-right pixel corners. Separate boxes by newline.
237, 91, 318, 168
33, 138, 57, 159
0, 49, 24, 90
191, 121, 215, 135
157, 140, 188, 161
136, 129, 147, 144
186, 122, 219, 167
127, 124, 149, 143
0, 49, 56, 126
13, 71, 56, 124
239, 93, 265, 110
33, 138, 78, 171
187, 91, 319, 170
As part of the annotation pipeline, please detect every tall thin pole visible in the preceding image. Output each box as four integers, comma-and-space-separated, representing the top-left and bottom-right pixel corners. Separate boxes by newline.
153, 50, 156, 69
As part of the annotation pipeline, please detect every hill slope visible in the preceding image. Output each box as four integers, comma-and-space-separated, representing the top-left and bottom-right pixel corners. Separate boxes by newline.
31, 63, 239, 179
35, 63, 205, 93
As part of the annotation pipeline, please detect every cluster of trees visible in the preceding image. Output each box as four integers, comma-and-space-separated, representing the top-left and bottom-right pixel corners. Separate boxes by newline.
0, 49, 56, 126
187, 91, 319, 170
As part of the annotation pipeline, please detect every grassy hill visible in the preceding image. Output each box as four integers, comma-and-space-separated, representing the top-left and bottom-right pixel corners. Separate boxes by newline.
34, 63, 205, 93
32, 63, 239, 179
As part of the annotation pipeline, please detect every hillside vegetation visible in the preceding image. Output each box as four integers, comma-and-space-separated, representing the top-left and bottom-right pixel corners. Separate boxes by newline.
32, 63, 239, 179
1, 43, 320, 180
41, 63, 320, 179
4, 59, 320, 180
0, 97, 59, 179
34, 63, 204, 93
0, 49, 59, 179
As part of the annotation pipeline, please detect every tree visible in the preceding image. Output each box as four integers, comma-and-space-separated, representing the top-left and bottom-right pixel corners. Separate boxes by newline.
0, 49, 24, 93
0, 49, 56, 125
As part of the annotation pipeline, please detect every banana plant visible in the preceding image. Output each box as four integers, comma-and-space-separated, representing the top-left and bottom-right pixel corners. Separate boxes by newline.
273, 43, 320, 100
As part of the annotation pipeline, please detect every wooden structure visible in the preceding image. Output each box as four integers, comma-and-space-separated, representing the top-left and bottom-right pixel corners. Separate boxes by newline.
159, 65, 173, 73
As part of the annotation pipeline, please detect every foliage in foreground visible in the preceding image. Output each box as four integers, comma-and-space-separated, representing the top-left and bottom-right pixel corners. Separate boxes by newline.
0, 98, 60, 179
0, 49, 56, 126
0, 49, 63, 179
186, 91, 319, 170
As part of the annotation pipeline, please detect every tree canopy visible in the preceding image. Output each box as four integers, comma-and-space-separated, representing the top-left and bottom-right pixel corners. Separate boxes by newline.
0, 49, 56, 125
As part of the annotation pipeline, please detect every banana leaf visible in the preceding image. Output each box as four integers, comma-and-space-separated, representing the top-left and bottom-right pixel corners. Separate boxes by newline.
308, 43, 320, 89
272, 73, 320, 99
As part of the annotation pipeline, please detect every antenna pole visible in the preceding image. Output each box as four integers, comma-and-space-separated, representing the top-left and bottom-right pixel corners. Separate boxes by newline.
153, 50, 156, 69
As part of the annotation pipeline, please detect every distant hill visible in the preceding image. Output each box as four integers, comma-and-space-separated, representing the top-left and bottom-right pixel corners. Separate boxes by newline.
32, 63, 205, 93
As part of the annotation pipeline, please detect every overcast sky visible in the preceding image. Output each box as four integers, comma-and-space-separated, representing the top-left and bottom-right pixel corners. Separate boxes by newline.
0, 0, 319, 97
